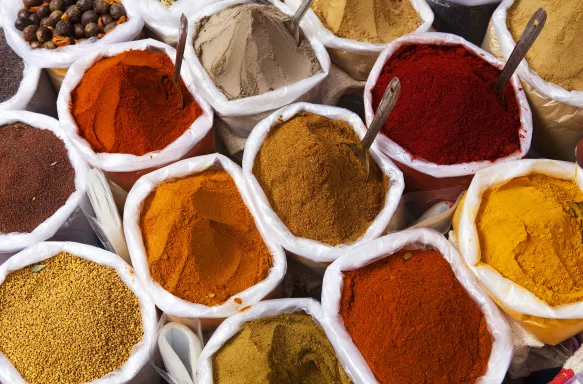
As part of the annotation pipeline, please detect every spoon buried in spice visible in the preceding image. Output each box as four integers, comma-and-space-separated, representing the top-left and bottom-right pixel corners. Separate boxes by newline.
173, 14, 188, 109
283, 0, 313, 47
350, 76, 401, 178
494, 8, 546, 101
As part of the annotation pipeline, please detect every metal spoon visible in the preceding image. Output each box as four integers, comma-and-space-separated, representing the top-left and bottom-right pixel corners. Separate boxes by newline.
283, 0, 313, 47
494, 8, 546, 100
350, 77, 401, 178
173, 14, 188, 109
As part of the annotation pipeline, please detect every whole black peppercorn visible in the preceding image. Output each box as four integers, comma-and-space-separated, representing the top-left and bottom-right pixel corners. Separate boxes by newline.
36, 25, 52, 43
36, 4, 51, 19
63, 0, 73, 7
84, 22, 99, 38
49, 0, 64, 12
73, 23, 84, 38
80, 10, 97, 26
15, 18, 35, 31
104, 21, 116, 34
109, 3, 125, 20
100, 13, 113, 26
54, 19, 72, 36
17, 9, 30, 19
23, 0, 42, 7
65, 5, 81, 22
76, 0, 92, 12
47, 10, 63, 27
28, 13, 41, 25
22, 25, 39, 41
93, 0, 109, 15
40, 17, 51, 27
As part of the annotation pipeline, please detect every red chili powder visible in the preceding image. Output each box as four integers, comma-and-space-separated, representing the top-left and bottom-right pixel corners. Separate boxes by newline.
340, 249, 492, 383
372, 44, 522, 165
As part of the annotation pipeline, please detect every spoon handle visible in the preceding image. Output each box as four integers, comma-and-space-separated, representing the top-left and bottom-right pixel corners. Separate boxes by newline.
173, 14, 188, 85
291, 0, 313, 30
362, 77, 401, 151
495, 8, 546, 92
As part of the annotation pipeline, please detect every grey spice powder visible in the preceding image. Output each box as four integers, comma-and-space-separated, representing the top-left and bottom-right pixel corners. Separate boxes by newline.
0, 28, 25, 103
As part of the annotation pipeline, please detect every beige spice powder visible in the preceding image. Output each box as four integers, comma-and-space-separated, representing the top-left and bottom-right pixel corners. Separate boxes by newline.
0, 252, 143, 384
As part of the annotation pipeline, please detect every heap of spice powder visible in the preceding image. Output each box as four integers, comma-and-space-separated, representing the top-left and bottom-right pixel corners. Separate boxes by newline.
0, 122, 75, 233
0, 252, 143, 384
253, 112, 388, 245
213, 312, 351, 384
476, 173, 583, 306
71, 50, 202, 156
340, 249, 492, 383
140, 169, 273, 306
0, 29, 24, 103
373, 44, 522, 165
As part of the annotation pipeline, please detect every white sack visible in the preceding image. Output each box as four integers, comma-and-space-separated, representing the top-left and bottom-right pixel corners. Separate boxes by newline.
123, 153, 287, 319
364, 32, 532, 179
0, 110, 88, 254
284, 0, 434, 81
242, 102, 405, 265
184, 0, 331, 137
321, 228, 513, 383
197, 298, 358, 383
456, 159, 583, 319
57, 39, 214, 180
0, 241, 159, 384
0, 0, 144, 69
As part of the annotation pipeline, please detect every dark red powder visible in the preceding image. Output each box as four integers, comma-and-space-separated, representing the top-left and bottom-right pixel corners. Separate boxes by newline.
373, 44, 522, 165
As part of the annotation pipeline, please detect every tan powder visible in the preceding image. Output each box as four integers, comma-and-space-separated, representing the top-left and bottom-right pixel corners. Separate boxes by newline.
312, 0, 420, 43
508, 0, 583, 91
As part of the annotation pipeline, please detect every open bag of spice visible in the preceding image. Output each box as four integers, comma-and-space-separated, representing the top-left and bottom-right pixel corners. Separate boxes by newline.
57, 38, 214, 191
197, 298, 354, 384
321, 228, 513, 383
123, 153, 287, 331
483, 0, 583, 162
0, 110, 90, 257
0, 241, 158, 384
184, 0, 330, 136
243, 102, 405, 270
452, 159, 583, 345
283, 0, 434, 81
364, 32, 532, 200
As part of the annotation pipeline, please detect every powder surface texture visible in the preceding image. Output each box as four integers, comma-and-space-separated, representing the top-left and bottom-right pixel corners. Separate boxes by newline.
0, 122, 75, 233
253, 112, 388, 246
0, 29, 24, 102
508, 0, 583, 91
312, 0, 420, 43
373, 44, 522, 165
141, 170, 273, 306
340, 249, 492, 383
72, 50, 202, 156
194, 4, 321, 100
0, 252, 143, 384
213, 312, 351, 384
477, 173, 583, 306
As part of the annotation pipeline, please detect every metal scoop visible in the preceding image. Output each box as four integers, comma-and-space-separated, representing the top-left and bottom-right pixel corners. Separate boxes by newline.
173, 14, 188, 109
283, 0, 313, 47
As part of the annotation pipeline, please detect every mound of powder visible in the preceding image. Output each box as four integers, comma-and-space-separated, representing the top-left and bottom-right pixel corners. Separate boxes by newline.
194, 4, 321, 100
311, 0, 420, 43
508, 0, 583, 91
0, 29, 24, 103
213, 312, 351, 384
477, 174, 583, 306
0, 123, 75, 233
140, 170, 273, 306
253, 112, 388, 246
71, 50, 202, 156
0, 252, 143, 384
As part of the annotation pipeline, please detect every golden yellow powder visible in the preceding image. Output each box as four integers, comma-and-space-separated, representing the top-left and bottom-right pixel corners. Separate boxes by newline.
476, 174, 583, 306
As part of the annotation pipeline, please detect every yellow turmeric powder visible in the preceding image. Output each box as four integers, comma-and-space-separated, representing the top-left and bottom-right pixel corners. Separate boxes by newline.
476, 173, 583, 306
140, 170, 273, 306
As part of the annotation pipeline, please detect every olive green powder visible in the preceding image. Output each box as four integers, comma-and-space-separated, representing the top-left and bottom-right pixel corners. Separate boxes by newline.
0, 252, 143, 384
213, 312, 351, 384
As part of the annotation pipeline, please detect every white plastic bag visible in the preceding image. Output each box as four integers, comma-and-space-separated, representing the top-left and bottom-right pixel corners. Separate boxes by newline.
242, 102, 405, 266
284, 0, 434, 81
0, 241, 159, 384
453, 159, 583, 345
321, 228, 513, 383
197, 298, 357, 383
0, 0, 144, 69
184, 0, 331, 137
0, 110, 89, 254
363, 32, 532, 192
57, 38, 214, 191
123, 153, 287, 325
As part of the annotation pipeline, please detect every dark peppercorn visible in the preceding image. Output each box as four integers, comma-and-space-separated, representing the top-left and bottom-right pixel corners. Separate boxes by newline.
15, 18, 35, 31
54, 19, 72, 36
104, 21, 116, 34
28, 13, 41, 25
73, 23, 84, 38
22, 25, 39, 41
100, 13, 113, 26
80, 10, 97, 26
65, 5, 81, 22
36, 26, 52, 43
49, 0, 64, 12
23, 0, 42, 7
17, 9, 30, 19
76, 0, 92, 11
93, 0, 109, 14
47, 10, 63, 27
84, 22, 99, 38
36, 4, 51, 19
109, 3, 125, 20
